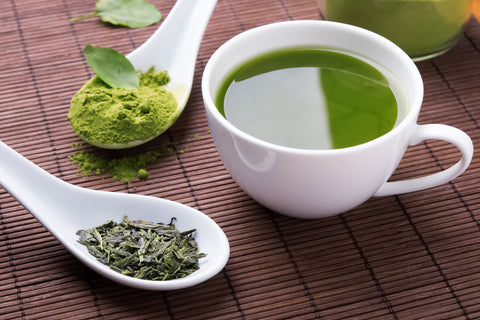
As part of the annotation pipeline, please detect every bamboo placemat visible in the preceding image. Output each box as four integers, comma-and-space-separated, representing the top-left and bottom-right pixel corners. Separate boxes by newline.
1, 0, 480, 319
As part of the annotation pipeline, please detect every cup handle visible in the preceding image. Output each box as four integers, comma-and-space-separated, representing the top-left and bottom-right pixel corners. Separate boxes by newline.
374, 124, 473, 197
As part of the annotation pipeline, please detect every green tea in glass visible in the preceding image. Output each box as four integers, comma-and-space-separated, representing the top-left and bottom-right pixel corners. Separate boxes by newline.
319, 0, 472, 61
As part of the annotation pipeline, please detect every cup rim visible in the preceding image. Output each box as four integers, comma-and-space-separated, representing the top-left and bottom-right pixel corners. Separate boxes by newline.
202, 20, 424, 154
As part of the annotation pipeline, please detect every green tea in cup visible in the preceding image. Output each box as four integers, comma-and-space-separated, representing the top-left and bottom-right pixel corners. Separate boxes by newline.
202, 21, 473, 218
215, 47, 407, 150
319, 0, 472, 61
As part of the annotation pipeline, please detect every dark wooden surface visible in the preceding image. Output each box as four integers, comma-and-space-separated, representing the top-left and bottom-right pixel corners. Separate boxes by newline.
1, 0, 480, 319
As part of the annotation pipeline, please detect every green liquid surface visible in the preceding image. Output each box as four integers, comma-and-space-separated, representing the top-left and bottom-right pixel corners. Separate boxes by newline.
216, 48, 401, 150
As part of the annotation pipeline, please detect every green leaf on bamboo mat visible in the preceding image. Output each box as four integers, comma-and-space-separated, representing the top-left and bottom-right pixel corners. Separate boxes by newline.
84, 45, 139, 89
70, 0, 162, 29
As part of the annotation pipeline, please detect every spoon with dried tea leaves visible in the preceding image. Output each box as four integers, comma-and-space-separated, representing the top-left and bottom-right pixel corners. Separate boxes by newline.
72, 0, 217, 149
0, 139, 230, 290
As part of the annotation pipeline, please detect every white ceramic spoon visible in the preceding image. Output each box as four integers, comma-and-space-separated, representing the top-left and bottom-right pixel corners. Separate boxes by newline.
81, 0, 218, 149
0, 139, 230, 290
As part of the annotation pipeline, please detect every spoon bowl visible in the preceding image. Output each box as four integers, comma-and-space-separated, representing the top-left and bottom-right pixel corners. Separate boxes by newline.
0, 140, 230, 290
76, 0, 218, 149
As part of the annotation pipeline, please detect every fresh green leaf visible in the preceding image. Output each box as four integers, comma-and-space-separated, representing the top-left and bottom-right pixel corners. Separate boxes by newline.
83, 45, 139, 89
97, 0, 162, 28
70, 0, 162, 29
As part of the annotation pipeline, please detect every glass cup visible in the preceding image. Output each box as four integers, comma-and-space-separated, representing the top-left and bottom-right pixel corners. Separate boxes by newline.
318, 0, 473, 61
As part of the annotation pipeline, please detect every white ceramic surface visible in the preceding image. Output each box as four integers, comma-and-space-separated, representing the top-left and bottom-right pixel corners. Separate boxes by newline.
90, 0, 218, 149
202, 20, 473, 219
0, 140, 230, 290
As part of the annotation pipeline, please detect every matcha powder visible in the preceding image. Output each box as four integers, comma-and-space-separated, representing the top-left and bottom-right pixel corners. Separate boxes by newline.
69, 150, 159, 182
68, 140, 178, 182
68, 68, 178, 146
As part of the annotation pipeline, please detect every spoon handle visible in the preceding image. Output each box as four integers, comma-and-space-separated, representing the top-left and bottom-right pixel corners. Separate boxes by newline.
127, 0, 218, 76
0, 140, 69, 219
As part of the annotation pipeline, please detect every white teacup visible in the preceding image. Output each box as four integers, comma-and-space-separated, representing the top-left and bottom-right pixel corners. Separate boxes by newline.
202, 20, 473, 219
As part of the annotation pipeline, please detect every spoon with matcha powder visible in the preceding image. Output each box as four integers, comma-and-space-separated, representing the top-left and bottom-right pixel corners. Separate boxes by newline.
0, 139, 230, 290
69, 0, 218, 149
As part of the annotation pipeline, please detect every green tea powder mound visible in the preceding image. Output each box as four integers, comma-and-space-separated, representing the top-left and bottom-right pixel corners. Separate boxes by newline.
68, 68, 178, 146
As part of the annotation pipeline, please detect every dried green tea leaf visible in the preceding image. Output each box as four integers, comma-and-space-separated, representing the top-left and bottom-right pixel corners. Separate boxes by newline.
84, 45, 139, 89
76, 216, 206, 281
70, 0, 162, 29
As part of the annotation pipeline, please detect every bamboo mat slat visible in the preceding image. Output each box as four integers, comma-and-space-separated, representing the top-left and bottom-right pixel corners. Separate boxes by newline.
1, 0, 480, 319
